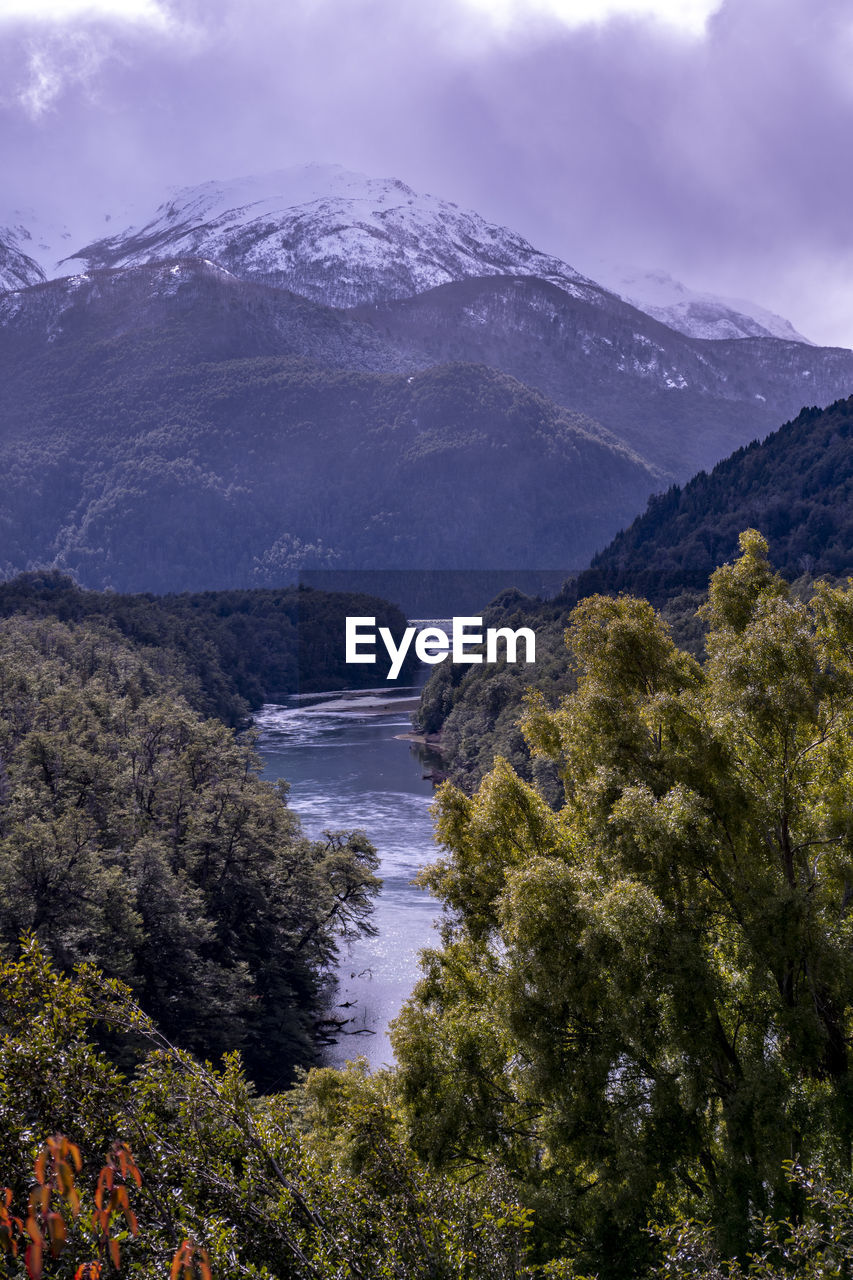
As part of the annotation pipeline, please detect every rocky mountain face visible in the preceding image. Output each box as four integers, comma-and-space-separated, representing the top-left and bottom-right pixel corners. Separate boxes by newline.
1, 165, 851, 592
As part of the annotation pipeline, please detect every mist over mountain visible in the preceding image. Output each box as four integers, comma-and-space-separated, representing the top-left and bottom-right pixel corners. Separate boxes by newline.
1, 166, 852, 592
584, 262, 813, 344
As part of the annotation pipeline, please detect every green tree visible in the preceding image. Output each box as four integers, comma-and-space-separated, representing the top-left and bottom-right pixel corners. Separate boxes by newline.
0, 616, 380, 1089
393, 532, 853, 1276
0, 943, 536, 1280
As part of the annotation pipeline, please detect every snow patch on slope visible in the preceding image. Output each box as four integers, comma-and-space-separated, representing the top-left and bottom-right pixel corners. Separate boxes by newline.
0, 201, 141, 288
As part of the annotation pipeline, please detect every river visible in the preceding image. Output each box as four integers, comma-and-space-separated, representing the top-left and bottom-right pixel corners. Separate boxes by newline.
255, 687, 443, 1071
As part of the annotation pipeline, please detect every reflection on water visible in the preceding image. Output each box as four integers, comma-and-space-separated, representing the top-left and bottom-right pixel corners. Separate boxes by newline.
256, 688, 442, 1071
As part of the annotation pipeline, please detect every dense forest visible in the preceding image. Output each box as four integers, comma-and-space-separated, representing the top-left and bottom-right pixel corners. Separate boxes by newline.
5, 536, 853, 1277
0, 572, 418, 722
0, 614, 382, 1091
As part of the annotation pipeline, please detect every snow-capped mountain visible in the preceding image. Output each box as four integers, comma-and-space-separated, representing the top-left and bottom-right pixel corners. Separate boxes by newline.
0, 225, 46, 290
66, 165, 617, 310
587, 262, 811, 343
4, 166, 816, 349
0, 202, 137, 285
1, 165, 850, 595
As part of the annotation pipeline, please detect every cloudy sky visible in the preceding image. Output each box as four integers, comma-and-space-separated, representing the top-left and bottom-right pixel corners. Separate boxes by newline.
1, 0, 852, 346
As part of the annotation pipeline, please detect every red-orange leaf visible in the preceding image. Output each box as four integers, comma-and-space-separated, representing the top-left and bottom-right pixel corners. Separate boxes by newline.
108, 1238, 120, 1270
170, 1241, 189, 1280
25, 1238, 43, 1280
47, 1212, 66, 1256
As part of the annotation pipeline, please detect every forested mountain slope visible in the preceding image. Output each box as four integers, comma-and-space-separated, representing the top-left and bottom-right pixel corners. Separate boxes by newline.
354, 274, 853, 477
0, 263, 657, 591
578, 395, 853, 601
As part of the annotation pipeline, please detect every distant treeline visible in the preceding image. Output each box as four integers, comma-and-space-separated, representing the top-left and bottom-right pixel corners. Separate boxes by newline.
0, 571, 417, 723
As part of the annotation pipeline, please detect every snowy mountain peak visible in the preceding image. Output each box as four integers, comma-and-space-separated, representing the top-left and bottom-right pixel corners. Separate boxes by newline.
67, 166, 605, 310
0, 223, 47, 290
2, 166, 813, 348
586, 260, 812, 344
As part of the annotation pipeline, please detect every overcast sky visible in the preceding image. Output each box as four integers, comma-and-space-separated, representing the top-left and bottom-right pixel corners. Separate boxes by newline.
1, 0, 852, 347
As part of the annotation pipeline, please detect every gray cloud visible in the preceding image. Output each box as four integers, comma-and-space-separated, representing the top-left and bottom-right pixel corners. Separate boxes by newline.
2, 0, 853, 345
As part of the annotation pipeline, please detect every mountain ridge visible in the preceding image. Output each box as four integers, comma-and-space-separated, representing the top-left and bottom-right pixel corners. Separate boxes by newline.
2, 165, 821, 346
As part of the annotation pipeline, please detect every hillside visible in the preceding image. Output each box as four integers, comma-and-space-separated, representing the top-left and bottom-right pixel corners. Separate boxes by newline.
577, 395, 853, 601
0, 262, 656, 591
354, 274, 853, 478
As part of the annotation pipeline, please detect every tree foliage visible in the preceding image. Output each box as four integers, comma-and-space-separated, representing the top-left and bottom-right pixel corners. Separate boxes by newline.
394, 531, 853, 1276
0, 944, 537, 1280
415, 586, 706, 799
0, 615, 379, 1088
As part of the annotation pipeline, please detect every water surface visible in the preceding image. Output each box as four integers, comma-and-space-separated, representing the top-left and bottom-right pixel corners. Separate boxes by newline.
256, 688, 442, 1070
